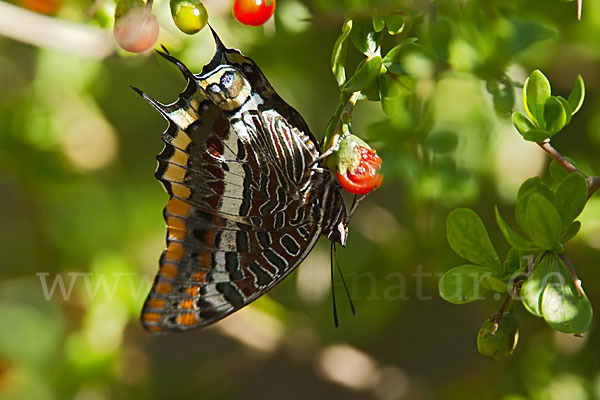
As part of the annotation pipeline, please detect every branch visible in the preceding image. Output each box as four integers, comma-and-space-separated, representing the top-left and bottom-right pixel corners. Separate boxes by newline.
559, 253, 584, 297
0, 1, 113, 59
323, 91, 360, 151
537, 140, 600, 197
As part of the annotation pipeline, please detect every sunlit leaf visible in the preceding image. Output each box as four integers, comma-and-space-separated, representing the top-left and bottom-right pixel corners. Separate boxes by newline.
543, 96, 567, 134
523, 70, 551, 126
439, 265, 494, 304
567, 74, 585, 115
541, 257, 593, 334
447, 208, 502, 272
553, 172, 587, 227
525, 193, 563, 250
331, 19, 353, 87
342, 56, 383, 93
495, 206, 538, 251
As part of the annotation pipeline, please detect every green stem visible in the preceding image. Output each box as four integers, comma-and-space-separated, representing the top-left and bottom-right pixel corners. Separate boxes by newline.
323, 91, 360, 151
559, 253, 584, 297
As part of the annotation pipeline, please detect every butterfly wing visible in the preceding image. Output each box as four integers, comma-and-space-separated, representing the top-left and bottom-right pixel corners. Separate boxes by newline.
137, 39, 338, 333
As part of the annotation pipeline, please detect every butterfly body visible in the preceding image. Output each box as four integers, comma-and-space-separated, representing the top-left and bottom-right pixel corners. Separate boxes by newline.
136, 29, 347, 333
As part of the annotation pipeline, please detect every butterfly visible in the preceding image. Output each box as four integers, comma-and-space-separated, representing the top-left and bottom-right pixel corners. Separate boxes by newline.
134, 28, 353, 333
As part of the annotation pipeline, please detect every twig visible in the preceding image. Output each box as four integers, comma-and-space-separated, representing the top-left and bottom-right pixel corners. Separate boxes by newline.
323, 91, 360, 151
537, 140, 580, 174
537, 140, 600, 198
0, 1, 113, 59
559, 253, 584, 297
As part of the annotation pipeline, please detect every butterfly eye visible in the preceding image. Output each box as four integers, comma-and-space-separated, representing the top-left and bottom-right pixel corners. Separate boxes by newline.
221, 71, 235, 88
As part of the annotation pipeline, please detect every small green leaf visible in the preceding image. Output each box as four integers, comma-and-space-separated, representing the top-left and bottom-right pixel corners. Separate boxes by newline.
384, 13, 405, 35
549, 157, 578, 182
515, 178, 554, 232
525, 193, 563, 250
523, 70, 551, 126
523, 129, 552, 142
512, 112, 536, 136
567, 74, 585, 115
495, 207, 538, 251
447, 208, 502, 272
331, 19, 353, 87
350, 20, 383, 56
517, 177, 554, 201
556, 96, 572, 126
481, 275, 509, 293
541, 257, 593, 334
342, 56, 383, 93
372, 16, 385, 32
503, 248, 522, 276
543, 97, 567, 134
521, 253, 552, 317
561, 220, 581, 242
553, 173, 587, 227
439, 265, 494, 304
427, 130, 458, 154
493, 79, 515, 115
382, 39, 419, 64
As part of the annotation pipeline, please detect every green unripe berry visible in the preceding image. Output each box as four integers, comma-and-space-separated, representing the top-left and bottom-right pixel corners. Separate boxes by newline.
170, 0, 208, 35
477, 312, 519, 360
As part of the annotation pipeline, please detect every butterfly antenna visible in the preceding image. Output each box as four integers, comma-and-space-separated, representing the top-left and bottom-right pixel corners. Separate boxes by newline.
130, 86, 170, 120
155, 47, 196, 82
346, 194, 368, 225
330, 241, 339, 327
334, 242, 356, 316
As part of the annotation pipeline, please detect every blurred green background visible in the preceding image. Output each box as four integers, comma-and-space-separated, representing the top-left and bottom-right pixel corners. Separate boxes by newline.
2, 0, 600, 399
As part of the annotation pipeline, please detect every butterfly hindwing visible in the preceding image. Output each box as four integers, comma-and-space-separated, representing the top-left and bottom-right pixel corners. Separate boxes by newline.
138, 34, 345, 333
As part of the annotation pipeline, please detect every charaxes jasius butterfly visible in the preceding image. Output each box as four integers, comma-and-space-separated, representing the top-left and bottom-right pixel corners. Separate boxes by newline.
134, 28, 354, 333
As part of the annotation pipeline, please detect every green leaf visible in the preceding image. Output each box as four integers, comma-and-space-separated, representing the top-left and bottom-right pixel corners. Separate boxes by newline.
331, 20, 353, 87
517, 177, 554, 201
350, 20, 383, 56
512, 112, 535, 137
567, 74, 585, 115
427, 130, 458, 154
342, 56, 383, 93
543, 96, 567, 134
515, 178, 554, 232
372, 16, 385, 32
523, 70, 551, 126
561, 220, 581, 242
556, 96, 572, 127
541, 257, 593, 334
521, 253, 552, 317
549, 157, 578, 182
495, 206, 538, 251
493, 79, 515, 115
525, 193, 563, 250
382, 39, 419, 64
384, 13, 405, 35
447, 208, 502, 272
439, 265, 494, 304
553, 173, 587, 227
503, 248, 522, 276
481, 275, 509, 293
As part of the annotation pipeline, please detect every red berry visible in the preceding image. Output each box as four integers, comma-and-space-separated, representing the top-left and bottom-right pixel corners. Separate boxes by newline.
114, 7, 159, 53
335, 145, 383, 195
233, 0, 275, 27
